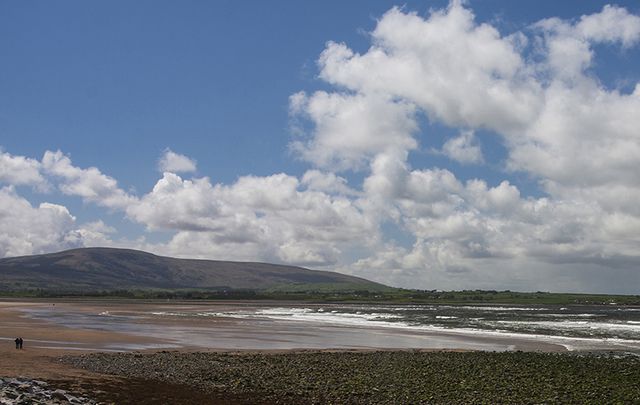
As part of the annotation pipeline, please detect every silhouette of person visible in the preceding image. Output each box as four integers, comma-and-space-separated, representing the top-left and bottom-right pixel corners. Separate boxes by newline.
18, 337, 23, 349
14, 337, 19, 349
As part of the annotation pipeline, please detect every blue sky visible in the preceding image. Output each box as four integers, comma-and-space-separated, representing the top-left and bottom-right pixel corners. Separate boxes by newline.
1, 1, 640, 293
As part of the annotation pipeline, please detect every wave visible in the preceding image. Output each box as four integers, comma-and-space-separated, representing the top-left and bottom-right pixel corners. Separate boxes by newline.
240, 307, 640, 351
442, 305, 546, 312
147, 305, 640, 351
492, 319, 640, 334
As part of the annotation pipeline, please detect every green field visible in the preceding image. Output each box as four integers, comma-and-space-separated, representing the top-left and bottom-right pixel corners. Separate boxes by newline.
3, 287, 640, 305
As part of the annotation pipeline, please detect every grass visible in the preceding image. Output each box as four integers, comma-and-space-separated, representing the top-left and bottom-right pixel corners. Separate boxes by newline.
3, 288, 639, 305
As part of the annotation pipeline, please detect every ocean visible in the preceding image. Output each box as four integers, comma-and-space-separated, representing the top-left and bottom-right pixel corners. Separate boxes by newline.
149, 302, 640, 352
21, 302, 640, 352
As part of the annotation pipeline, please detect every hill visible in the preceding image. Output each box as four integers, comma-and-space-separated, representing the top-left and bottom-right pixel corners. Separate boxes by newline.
0, 248, 388, 293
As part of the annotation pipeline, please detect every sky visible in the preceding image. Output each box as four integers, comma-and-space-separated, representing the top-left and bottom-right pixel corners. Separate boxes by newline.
1, 1, 640, 293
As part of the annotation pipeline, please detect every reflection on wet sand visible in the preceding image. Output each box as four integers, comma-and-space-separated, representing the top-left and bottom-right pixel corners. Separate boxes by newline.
9, 300, 640, 353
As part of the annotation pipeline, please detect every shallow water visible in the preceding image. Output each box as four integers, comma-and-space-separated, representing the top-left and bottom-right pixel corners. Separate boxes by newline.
20, 302, 640, 352
150, 303, 640, 341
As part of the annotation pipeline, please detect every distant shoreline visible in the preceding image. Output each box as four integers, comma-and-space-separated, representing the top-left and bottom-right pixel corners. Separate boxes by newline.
2, 288, 640, 306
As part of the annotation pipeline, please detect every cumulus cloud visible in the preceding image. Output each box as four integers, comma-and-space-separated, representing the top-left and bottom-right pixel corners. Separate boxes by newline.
0, 148, 377, 267
0, 150, 48, 190
72, 220, 119, 248
158, 149, 197, 173
128, 172, 378, 266
301, 170, 357, 196
302, 2, 640, 207
535, 5, 640, 81
315, 4, 543, 134
127, 172, 221, 231
289, 2, 640, 290
440, 131, 484, 164
2, 2, 640, 292
289, 91, 418, 171
577, 5, 640, 47
0, 187, 82, 257
506, 79, 640, 198
0, 186, 123, 258
42, 150, 135, 210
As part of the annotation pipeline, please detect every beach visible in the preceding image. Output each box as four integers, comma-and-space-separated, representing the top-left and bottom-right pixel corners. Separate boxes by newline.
1, 299, 640, 404
6, 299, 640, 352
1, 300, 564, 352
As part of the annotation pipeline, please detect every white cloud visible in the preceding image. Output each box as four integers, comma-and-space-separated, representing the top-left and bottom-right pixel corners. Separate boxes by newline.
0, 186, 122, 258
0, 150, 48, 190
1, 3, 640, 293
42, 150, 136, 210
508, 82, 640, 195
316, 4, 543, 134
75, 221, 117, 247
308, 2, 640, 210
285, 2, 640, 291
158, 149, 197, 173
0, 187, 80, 257
535, 5, 640, 81
576, 5, 640, 47
127, 171, 378, 266
440, 130, 484, 164
126, 172, 221, 231
290, 91, 418, 171
301, 170, 357, 196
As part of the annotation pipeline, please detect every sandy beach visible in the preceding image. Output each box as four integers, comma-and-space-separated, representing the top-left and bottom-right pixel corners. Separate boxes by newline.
0, 298, 558, 403
1, 299, 577, 353
1, 299, 639, 404
0, 300, 261, 403
0, 300, 151, 381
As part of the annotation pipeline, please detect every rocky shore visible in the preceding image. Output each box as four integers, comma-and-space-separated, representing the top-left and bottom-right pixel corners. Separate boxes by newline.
63, 350, 640, 404
0, 377, 97, 404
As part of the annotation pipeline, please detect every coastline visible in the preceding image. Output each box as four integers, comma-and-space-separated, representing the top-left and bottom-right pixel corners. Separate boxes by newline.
1, 299, 640, 403
0, 299, 579, 353
5, 298, 640, 355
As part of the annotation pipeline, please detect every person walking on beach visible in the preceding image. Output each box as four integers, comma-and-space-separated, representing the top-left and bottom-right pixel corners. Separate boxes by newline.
18, 337, 23, 349
14, 337, 19, 349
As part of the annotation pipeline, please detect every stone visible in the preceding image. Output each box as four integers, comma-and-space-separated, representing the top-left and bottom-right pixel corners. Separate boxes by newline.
0, 378, 98, 404
50, 389, 68, 400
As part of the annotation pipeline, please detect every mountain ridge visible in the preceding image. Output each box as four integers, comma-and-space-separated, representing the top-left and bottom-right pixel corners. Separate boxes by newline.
0, 247, 388, 292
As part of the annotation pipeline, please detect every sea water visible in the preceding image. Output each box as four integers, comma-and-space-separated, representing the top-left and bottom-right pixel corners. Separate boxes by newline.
153, 304, 640, 341
21, 302, 640, 352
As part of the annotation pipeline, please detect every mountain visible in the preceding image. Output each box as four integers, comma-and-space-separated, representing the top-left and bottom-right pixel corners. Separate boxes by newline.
0, 247, 388, 292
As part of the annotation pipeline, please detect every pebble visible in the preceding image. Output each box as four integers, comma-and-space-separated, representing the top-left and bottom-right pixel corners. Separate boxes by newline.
62, 350, 640, 404
0, 377, 98, 405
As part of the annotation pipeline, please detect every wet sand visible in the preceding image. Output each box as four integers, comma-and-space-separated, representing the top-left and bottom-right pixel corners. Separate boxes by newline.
0, 299, 568, 380
1, 299, 569, 353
